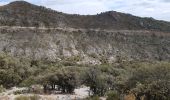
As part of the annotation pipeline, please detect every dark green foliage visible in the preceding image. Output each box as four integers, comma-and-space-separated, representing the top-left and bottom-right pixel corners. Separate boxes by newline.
106, 91, 120, 100
55, 68, 80, 93
21, 77, 37, 87
83, 66, 109, 96
0, 85, 5, 93
35, 67, 81, 93
126, 62, 170, 100
85, 95, 100, 100
0, 53, 81, 93
0, 53, 23, 88
0, 51, 169, 100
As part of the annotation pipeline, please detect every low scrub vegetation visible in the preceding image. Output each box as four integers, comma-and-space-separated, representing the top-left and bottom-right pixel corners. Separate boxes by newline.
85, 95, 100, 100
106, 91, 120, 100
0, 53, 169, 100
0, 85, 5, 93
15, 95, 40, 100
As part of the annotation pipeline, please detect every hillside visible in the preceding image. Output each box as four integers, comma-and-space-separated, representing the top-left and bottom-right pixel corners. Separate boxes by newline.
0, 26, 170, 64
0, 1, 170, 64
1, 1, 170, 32
0, 1, 170, 100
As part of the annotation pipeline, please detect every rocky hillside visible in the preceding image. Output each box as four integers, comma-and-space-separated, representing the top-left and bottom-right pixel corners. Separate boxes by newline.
0, 1, 170, 64
0, 26, 170, 64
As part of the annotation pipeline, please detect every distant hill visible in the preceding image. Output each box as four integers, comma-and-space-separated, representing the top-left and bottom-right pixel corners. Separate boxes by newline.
0, 1, 170, 32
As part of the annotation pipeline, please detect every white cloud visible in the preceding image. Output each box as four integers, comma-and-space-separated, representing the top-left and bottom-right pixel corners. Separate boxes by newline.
1, 0, 170, 21
0, 1, 10, 5
39, 0, 110, 15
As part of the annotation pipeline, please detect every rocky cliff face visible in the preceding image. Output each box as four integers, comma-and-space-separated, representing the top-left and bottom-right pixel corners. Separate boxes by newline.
0, 1, 170, 64
0, 27, 170, 64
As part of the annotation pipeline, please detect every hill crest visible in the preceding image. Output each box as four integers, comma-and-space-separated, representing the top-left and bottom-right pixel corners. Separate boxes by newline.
0, 1, 170, 32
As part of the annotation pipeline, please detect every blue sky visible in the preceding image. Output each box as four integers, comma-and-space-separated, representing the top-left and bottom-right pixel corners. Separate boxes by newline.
1, 0, 170, 21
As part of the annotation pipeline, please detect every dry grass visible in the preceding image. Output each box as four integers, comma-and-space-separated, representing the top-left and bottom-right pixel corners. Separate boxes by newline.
15, 95, 41, 100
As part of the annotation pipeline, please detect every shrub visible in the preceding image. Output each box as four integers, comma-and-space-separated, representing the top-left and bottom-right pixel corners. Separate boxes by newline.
36, 67, 80, 94
20, 77, 37, 87
84, 67, 109, 96
55, 68, 80, 93
85, 95, 100, 100
126, 62, 170, 100
0, 85, 5, 93
106, 91, 120, 100
0, 53, 30, 88
14, 90, 24, 95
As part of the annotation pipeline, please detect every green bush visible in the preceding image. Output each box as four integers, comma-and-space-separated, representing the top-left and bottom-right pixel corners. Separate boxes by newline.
85, 95, 100, 100
106, 91, 120, 100
14, 90, 24, 95
0, 53, 31, 88
20, 77, 37, 87
126, 62, 170, 100
84, 66, 109, 96
36, 67, 81, 94
54, 68, 80, 93
0, 85, 5, 93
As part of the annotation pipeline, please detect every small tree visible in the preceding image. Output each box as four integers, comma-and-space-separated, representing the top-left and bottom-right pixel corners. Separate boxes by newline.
37, 67, 80, 94
0, 53, 22, 88
84, 67, 109, 96
0, 85, 5, 93
55, 68, 80, 93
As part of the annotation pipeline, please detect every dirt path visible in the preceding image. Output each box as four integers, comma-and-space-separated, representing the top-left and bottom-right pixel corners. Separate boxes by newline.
0, 87, 26, 96
0, 25, 152, 33
0, 86, 90, 100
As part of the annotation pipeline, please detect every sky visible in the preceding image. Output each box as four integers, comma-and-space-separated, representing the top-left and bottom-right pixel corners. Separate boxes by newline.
0, 0, 170, 21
